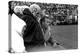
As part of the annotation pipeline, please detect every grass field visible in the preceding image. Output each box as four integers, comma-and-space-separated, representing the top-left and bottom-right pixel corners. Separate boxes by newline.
27, 25, 78, 52
50, 25, 78, 49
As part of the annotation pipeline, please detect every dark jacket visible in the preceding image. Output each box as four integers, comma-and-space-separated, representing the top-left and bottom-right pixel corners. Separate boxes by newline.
21, 8, 44, 47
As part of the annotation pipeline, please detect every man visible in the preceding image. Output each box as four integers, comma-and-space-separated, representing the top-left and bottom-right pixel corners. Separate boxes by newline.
9, 5, 30, 52
40, 9, 60, 47
29, 4, 55, 47
21, 6, 45, 51
40, 14, 54, 46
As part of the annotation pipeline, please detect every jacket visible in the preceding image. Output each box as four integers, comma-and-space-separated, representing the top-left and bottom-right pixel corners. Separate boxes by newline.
21, 8, 45, 46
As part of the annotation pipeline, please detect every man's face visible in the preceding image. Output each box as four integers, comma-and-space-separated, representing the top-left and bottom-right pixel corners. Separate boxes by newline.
45, 18, 51, 26
32, 12, 36, 16
32, 8, 37, 15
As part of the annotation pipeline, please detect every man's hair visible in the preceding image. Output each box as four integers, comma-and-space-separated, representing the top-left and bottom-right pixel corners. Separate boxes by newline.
23, 8, 32, 15
14, 6, 29, 14
29, 4, 41, 14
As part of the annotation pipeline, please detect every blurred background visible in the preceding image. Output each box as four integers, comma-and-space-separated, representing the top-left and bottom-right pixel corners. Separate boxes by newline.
9, 1, 78, 25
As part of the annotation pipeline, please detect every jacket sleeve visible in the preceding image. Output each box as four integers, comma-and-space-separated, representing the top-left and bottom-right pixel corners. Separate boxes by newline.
21, 15, 36, 42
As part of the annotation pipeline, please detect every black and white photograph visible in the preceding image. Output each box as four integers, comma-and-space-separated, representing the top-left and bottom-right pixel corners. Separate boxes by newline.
8, 0, 78, 53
